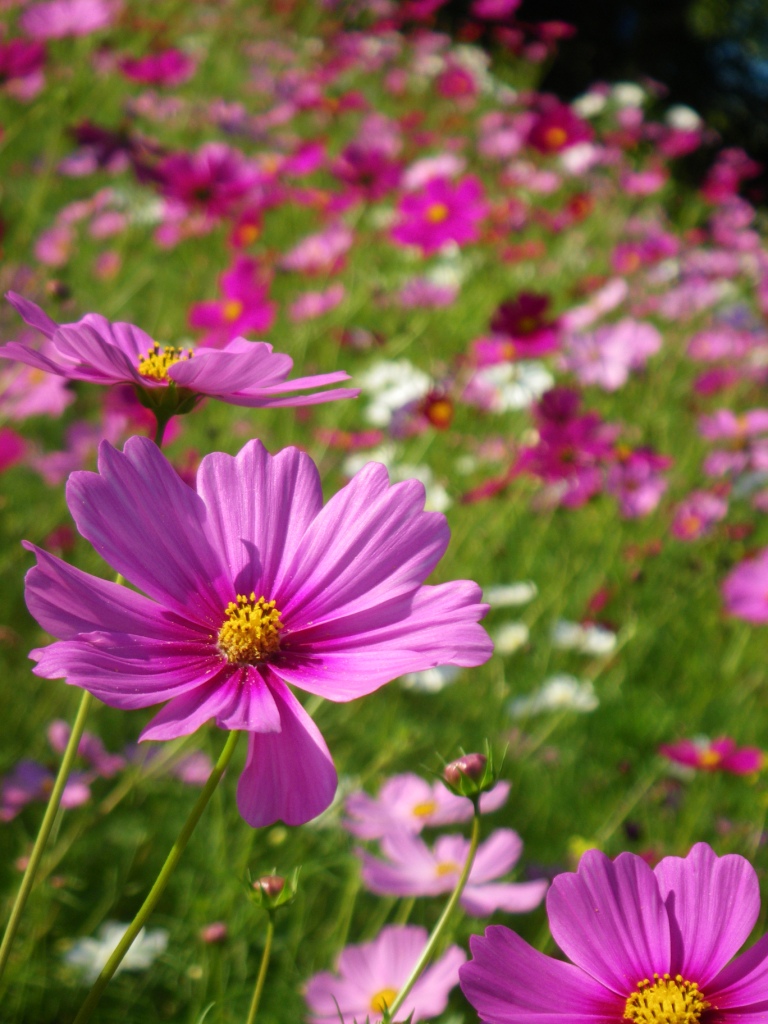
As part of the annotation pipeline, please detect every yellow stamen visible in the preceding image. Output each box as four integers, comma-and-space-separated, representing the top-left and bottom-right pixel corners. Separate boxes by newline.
217, 593, 284, 665
435, 860, 460, 877
222, 299, 244, 322
425, 202, 450, 224
543, 126, 568, 150
699, 749, 722, 768
137, 343, 192, 382
370, 988, 397, 1013
412, 800, 438, 818
624, 973, 709, 1024
237, 224, 260, 245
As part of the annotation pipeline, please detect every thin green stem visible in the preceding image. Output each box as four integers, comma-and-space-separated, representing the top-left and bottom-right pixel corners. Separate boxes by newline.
0, 689, 94, 985
244, 915, 275, 1024
73, 729, 242, 1024
153, 413, 170, 447
386, 811, 482, 1021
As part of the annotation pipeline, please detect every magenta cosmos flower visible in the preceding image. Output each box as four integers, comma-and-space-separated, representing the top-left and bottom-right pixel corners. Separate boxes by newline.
391, 175, 488, 255
2, 292, 357, 428
305, 924, 466, 1024
722, 550, 768, 624
660, 737, 763, 775
460, 843, 768, 1024
24, 437, 492, 827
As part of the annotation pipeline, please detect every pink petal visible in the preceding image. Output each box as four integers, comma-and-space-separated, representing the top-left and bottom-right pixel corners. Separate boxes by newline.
236, 679, 337, 827
196, 441, 323, 599
459, 926, 623, 1023
461, 878, 548, 916
654, 843, 760, 986
708, 934, 768, 1010
547, 849, 670, 996
67, 438, 227, 624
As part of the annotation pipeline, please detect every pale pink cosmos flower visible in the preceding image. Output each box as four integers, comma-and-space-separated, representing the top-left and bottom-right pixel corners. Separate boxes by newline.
0, 352, 73, 420
671, 490, 728, 540
461, 843, 768, 1024
391, 175, 487, 255
279, 224, 353, 274
20, 0, 120, 38
288, 282, 345, 322
47, 719, 126, 777
344, 772, 510, 839
0, 760, 91, 821
24, 437, 492, 826
359, 828, 547, 916
563, 319, 662, 392
305, 924, 465, 1024
722, 549, 768, 624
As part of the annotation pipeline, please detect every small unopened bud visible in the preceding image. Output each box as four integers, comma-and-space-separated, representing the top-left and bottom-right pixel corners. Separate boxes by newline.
200, 922, 228, 944
249, 868, 298, 911
444, 753, 487, 787
254, 875, 284, 899
441, 747, 499, 800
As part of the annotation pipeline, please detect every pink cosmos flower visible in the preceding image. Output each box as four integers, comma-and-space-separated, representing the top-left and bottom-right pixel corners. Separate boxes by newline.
47, 719, 126, 777
288, 282, 345, 322
0, 427, 26, 473
150, 143, 261, 218
359, 828, 547, 916
722, 550, 768, 624
0, 39, 46, 85
2, 292, 356, 425
119, 49, 196, 87
278, 224, 353, 274
563, 319, 662, 392
344, 772, 510, 839
671, 490, 728, 541
660, 737, 763, 775
0, 353, 73, 420
20, 0, 119, 38
304, 924, 466, 1024
391, 175, 487, 255
188, 256, 276, 348
461, 843, 768, 1024
605, 447, 671, 519
0, 760, 91, 821
527, 102, 593, 154
24, 437, 492, 827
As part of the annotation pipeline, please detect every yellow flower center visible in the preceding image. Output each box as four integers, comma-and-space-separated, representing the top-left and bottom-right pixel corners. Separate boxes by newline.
426, 202, 450, 224
412, 800, 438, 817
370, 988, 398, 1014
137, 343, 192, 382
699, 749, 722, 768
217, 593, 284, 665
223, 299, 244, 322
543, 126, 568, 150
435, 860, 460, 877
624, 974, 709, 1024
237, 223, 260, 245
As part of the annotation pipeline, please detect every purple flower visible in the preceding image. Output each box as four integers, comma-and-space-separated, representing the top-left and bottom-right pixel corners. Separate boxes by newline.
359, 828, 547, 916
24, 437, 492, 827
305, 924, 465, 1024
1, 760, 91, 821
1, 292, 357, 423
460, 843, 768, 1024
344, 772, 510, 839
722, 549, 768, 624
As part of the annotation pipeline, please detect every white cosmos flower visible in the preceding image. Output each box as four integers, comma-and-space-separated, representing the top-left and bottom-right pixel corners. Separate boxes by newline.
358, 360, 431, 427
400, 665, 461, 693
64, 921, 168, 983
493, 621, 530, 654
551, 620, 617, 656
508, 675, 599, 718
483, 581, 538, 608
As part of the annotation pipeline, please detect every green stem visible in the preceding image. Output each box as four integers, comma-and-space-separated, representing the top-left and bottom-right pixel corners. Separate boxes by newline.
153, 413, 171, 447
244, 914, 275, 1024
0, 689, 94, 985
73, 729, 242, 1024
386, 811, 482, 1021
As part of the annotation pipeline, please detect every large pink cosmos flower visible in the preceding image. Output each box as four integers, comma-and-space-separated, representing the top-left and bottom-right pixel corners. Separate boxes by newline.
305, 924, 466, 1024
2, 293, 356, 425
24, 438, 492, 827
460, 843, 768, 1024
391, 175, 488, 255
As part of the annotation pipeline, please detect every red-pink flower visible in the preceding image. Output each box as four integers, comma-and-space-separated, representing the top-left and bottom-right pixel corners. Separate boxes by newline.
660, 737, 763, 775
119, 49, 196, 87
527, 102, 593, 154
188, 256, 276, 348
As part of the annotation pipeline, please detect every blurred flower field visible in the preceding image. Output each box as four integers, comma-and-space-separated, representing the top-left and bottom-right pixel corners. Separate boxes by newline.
2, 0, 768, 1021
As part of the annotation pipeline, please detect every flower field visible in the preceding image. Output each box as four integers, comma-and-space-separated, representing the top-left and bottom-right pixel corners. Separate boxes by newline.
2, 0, 768, 1021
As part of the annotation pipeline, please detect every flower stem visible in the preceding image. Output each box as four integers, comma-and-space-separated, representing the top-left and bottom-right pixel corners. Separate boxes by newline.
73, 729, 241, 1024
0, 689, 94, 985
386, 810, 482, 1021
244, 914, 275, 1024
153, 413, 170, 447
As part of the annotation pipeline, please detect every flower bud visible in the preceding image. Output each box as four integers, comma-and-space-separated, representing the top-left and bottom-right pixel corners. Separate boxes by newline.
442, 747, 498, 800
249, 869, 298, 911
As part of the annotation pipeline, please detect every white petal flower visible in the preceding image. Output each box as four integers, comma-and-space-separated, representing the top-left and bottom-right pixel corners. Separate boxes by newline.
484, 582, 538, 608
400, 665, 461, 693
507, 675, 599, 718
64, 921, 168, 983
551, 620, 617, 656
493, 621, 530, 654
